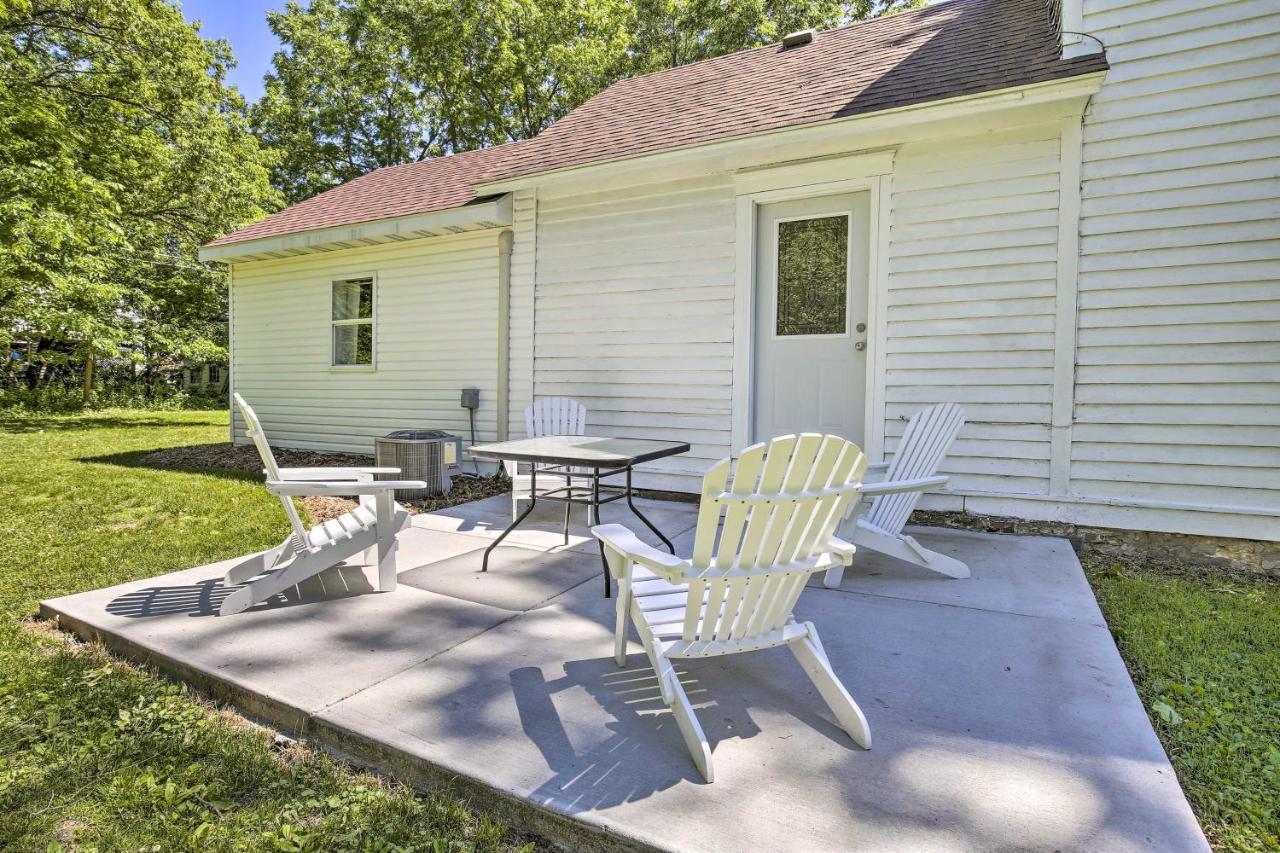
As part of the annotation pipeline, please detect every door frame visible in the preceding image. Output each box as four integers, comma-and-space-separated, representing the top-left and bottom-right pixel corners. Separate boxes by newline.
731, 152, 894, 460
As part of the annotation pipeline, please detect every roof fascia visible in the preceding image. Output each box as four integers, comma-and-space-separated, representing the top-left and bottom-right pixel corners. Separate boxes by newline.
199, 194, 513, 263
474, 72, 1106, 195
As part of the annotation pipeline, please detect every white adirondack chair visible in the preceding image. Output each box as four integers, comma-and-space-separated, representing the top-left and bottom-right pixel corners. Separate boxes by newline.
220, 393, 426, 616
823, 402, 968, 587
504, 397, 588, 519
593, 433, 872, 782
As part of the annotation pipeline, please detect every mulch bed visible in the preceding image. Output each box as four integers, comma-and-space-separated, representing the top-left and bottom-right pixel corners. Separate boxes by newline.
139, 442, 509, 524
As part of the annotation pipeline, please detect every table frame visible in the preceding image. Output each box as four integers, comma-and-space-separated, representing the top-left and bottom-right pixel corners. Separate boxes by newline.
470, 438, 689, 597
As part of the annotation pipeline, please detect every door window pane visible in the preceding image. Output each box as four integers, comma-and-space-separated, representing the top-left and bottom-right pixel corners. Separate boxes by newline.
333, 322, 373, 366
776, 215, 849, 336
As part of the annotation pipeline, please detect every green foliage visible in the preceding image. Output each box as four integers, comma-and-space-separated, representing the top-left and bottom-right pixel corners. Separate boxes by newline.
1086, 562, 1280, 852
0, 0, 279, 396
252, 0, 922, 204
0, 410, 530, 850
0, 382, 222, 413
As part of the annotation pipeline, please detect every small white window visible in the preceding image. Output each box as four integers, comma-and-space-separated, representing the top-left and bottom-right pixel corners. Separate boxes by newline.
207, 365, 221, 383
331, 277, 374, 366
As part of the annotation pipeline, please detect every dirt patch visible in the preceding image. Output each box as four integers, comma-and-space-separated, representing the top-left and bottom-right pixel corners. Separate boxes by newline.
139, 442, 374, 475
139, 441, 509, 525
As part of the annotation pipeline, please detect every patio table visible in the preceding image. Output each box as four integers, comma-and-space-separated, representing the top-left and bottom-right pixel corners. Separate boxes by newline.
468, 435, 690, 597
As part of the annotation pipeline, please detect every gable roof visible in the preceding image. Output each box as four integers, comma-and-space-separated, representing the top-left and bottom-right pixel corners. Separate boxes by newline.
207, 0, 1105, 250
205, 140, 532, 248
478, 0, 1105, 183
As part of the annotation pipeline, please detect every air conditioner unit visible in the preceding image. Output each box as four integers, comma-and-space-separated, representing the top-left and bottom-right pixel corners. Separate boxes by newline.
374, 430, 462, 499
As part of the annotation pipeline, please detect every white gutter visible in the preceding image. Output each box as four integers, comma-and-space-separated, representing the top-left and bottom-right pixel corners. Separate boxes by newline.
199, 194, 513, 263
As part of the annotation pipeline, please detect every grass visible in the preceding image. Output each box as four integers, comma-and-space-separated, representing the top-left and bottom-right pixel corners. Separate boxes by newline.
0, 409, 532, 851
1085, 561, 1280, 852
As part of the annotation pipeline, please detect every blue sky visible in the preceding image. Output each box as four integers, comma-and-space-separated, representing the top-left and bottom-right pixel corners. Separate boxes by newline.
181, 0, 286, 102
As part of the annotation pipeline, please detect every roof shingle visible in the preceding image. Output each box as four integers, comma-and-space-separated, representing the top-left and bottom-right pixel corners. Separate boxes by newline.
208, 0, 1105, 249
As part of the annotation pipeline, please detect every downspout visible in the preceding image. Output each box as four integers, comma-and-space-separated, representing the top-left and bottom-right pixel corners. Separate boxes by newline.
227, 263, 236, 444
497, 228, 512, 441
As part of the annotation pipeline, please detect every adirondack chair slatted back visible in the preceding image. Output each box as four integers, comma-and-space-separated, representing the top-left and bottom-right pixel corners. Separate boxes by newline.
233, 394, 310, 547
867, 403, 965, 534
526, 397, 586, 438
682, 434, 866, 645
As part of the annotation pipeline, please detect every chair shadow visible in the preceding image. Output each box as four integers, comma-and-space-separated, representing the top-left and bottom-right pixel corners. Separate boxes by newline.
510, 654, 801, 809
78, 447, 265, 484
106, 564, 375, 618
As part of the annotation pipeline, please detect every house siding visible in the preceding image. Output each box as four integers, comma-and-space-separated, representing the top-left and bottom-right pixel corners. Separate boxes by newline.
531, 174, 738, 491
886, 123, 1064, 503
1073, 0, 1280, 523
230, 231, 502, 453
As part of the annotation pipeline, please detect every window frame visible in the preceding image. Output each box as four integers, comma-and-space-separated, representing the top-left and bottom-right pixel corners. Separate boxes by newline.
207, 365, 221, 384
330, 273, 377, 370
770, 211, 854, 341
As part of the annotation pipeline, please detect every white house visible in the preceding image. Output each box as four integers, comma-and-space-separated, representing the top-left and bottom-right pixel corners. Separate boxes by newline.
200, 0, 1280, 545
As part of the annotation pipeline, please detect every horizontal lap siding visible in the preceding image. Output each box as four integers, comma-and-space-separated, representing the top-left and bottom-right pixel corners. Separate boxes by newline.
1076, 0, 1280, 516
231, 232, 500, 453
533, 175, 736, 491
886, 125, 1063, 497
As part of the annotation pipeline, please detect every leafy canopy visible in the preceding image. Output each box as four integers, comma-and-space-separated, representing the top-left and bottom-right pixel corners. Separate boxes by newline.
253, 0, 921, 204
0, 0, 278, 388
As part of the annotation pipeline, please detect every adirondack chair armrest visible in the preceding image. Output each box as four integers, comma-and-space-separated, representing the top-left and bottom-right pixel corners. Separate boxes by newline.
865, 462, 891, 472
592, 523, 688, 580
859, 474, 949, 497
275, 467, 402, 482
266, 479, 426, 497
827, 535, 857, 566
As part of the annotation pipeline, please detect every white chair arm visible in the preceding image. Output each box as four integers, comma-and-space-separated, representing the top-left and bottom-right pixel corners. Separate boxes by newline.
859, 474, 949, 497
275, 467, 402, 481
827, 535, 856, 566
592, 523, 688, 580
865, 462, 891, 472
266, 479, 426, 497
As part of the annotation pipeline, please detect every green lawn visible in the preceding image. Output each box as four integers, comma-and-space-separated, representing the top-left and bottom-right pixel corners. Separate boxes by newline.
0, 411, 1275, 851
0, 410, 531, 851
1085, 563, 1280, 852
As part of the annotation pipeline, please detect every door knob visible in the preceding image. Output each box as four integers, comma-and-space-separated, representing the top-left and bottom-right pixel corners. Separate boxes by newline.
855, 341, 866, 351
855, 322, 867, 333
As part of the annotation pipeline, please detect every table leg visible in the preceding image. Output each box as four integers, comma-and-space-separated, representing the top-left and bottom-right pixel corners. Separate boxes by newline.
483, 465, 537, 572
593, 470, 611, 598
562, 497, 570, 546
626, 466, 676, 554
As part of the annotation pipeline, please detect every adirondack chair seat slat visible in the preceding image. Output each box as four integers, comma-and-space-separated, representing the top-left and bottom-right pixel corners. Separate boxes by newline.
594, 433, 873, 782
220, 394, 424, 616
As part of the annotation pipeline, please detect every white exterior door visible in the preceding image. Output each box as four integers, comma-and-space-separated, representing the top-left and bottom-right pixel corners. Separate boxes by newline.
752, 192, 870, 444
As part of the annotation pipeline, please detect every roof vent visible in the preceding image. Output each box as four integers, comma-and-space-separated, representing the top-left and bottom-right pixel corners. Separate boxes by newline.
781, 29, 815, 48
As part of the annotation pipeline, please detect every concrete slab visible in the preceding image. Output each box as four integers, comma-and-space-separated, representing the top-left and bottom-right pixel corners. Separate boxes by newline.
825, 525, 1108, 626
40, 498, 1208, 852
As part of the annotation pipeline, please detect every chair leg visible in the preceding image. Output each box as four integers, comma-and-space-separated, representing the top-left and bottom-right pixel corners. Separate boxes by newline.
789, 623, 871, 749
224, 540, 288, 585
375, 491, 397, 592
667, 671, 714, 783
220, 549, 322, 616
822, 565, 845, 589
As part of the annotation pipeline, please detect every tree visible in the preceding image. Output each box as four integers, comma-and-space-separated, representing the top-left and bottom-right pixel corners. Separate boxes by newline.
0, 0, 278, 400
252, 0, 922, 205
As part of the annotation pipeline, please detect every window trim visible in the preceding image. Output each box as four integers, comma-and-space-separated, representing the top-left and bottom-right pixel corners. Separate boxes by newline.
330, 273, 377, 370
770, 210, 854, 341
207, 365, 221, 384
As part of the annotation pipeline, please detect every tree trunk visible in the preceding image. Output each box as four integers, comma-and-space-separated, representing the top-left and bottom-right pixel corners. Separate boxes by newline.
82, 354, 95, 403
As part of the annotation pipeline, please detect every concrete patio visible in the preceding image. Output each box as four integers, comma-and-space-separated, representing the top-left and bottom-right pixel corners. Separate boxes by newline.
41, 494, 1208, 852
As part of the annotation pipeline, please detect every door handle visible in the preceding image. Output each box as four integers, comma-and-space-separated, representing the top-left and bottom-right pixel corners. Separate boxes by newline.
855, 341, 866, 351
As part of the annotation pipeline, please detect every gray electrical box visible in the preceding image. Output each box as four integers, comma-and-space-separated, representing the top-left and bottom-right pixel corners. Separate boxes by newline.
460, 387, 480, 409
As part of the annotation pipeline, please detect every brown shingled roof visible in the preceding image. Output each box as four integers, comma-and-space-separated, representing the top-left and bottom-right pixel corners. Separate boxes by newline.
477, 0, 1106, 183
208, 0, 1105, 249
206, 140, 532, 247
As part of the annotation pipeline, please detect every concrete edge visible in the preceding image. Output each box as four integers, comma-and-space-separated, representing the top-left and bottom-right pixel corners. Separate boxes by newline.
35, 598, 658, 853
